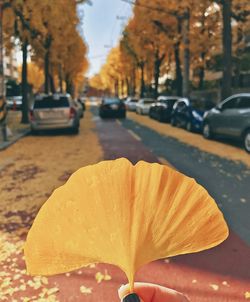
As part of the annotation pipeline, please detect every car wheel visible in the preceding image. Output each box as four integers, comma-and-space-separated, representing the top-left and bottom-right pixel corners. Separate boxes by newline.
71, 126, 79, 135
243, 129, 250, 153
119, 113, 126, 119
159, 113, 165, 123
203, 123, 213, 139
31, 129, 38, 135
170, 117, 176, 127
186, 121, 193, 132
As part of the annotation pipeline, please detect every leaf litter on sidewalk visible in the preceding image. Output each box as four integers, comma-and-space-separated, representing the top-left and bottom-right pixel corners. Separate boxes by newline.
0, 110, 103, 301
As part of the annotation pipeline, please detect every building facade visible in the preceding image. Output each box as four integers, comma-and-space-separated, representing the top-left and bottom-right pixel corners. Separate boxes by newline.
3, 48, 19, 81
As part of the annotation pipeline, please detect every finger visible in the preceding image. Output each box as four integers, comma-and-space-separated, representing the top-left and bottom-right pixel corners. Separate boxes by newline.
118, 282, 189, 302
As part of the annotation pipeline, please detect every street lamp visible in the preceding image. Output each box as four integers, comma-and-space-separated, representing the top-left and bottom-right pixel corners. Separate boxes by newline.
0, 1, 7, 141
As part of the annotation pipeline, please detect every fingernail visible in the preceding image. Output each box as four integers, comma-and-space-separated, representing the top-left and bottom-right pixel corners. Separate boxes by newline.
123, 293, 140, 302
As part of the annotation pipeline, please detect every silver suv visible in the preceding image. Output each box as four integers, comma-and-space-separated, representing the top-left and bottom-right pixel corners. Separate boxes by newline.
30, 94, 80, 134
203, 94, 250, 153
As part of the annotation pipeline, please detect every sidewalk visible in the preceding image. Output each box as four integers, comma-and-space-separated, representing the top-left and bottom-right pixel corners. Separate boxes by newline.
0, 110, 30, 151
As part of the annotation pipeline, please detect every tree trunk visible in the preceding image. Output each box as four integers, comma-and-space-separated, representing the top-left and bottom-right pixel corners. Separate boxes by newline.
221, 0, 232, 99
0, 5, 4, 100
58, 64, 63, 93
126, 77, 130, 96
66, 74, 72, 94
131, 67, 136, 96
174, 42, 183, 96
233, 66, 240, 88
198, 52, 206, 89
115, 79, 119, 98
154, 50, 161, 99
182, 9, 190, 98
21, 39, 29, 124
121, 79, 125, 97
174, 17, 183, 96
139, 63, 145, 98
44, 49, 50, 94
49, 72, 55, 94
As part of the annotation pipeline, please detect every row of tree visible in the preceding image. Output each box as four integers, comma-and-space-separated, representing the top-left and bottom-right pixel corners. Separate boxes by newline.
2, 0, 89, 123
90, 0, 250, 100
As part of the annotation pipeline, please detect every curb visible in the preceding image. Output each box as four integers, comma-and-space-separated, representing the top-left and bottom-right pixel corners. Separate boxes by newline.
0, 129, 30, 151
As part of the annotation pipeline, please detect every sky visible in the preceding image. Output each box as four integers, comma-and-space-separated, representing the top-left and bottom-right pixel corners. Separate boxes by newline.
81, 0, 132, 78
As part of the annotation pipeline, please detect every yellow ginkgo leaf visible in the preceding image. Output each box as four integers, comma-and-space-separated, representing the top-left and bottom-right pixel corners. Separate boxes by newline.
24, 158, 229, 290
245, 291, 250, 299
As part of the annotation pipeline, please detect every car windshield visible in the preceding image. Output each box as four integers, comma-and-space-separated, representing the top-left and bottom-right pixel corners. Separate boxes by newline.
190, 99, 214, 111
34, 96, 69, 109
103, 98, 120, 105
163, 99, 176, 106
144, 99, 154, 104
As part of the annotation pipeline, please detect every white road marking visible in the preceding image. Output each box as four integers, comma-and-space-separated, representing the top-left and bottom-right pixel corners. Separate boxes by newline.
127, 129, 141, 141
158, 157, 177, 170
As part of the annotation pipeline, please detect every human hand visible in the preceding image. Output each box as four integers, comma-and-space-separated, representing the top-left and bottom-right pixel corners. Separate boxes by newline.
118, 282, 190, 302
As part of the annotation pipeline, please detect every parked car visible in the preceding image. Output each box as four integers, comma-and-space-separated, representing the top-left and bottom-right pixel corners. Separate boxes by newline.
171, 98, 214, 132
203, 93, 250, 153
136, 98, 155, 115
77, 97, 86, 112
149, 96, 180, 122
99, 97, 126, 118
125, 97, 138, 111
6, 96, 22, 110
30, 94, 80, 134
73, 99, 84, 118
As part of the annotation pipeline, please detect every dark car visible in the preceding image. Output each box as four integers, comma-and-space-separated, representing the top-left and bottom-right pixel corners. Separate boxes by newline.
171, 98, 214, 132
149, 96, 180, 122
77, 97, 86, 112
203, 93, 250, 153
99, 98, 126, 118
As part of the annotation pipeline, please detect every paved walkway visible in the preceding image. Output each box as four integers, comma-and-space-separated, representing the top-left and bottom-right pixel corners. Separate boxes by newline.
0, 111, 30, 150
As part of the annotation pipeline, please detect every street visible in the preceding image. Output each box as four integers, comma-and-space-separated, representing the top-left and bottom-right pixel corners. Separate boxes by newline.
0, 106, 249, 302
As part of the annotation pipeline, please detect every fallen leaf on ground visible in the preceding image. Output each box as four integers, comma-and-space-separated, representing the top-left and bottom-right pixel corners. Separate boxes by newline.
95, 270, 112, 283
80, 285, 92, 294
209, 284, 219, 291
222, 281, 229, 287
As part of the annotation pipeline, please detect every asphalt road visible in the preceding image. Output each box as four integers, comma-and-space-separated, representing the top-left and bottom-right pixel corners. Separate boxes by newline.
119, 117, 250, 245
